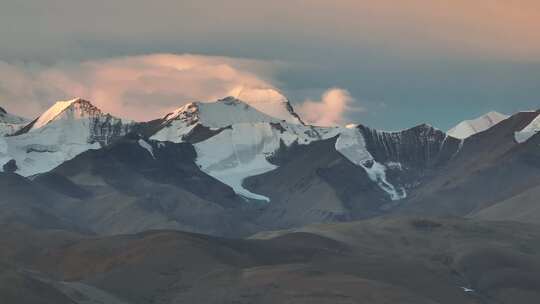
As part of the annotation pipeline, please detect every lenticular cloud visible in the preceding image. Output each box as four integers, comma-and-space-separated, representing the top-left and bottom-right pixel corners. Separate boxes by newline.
0, 53, 358, 126
0, 54, 281, 121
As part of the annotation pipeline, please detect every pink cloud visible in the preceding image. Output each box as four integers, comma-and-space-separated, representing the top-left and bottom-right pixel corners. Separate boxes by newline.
0, 54, 281, 121
297, 88, 360, 127
0, 54, 362, 126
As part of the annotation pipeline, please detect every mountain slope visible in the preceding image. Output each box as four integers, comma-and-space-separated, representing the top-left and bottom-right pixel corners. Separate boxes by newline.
515, 111, 540, 143
1, 96, 539, 235
448, 111, 508, 139
33, 136, 260, 236
3, 218, 540, 304
398, 111, 540, 217
0, 172, 81, 231
244, 123, 462, 230
471, 183, 540, 224
0, 106, 28, 136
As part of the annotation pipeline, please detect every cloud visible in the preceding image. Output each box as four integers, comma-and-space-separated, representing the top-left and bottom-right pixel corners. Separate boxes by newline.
0, 54, 282, 121
2, 1, 540, 62
297, 88, 360, 126
0, 53, 362, 126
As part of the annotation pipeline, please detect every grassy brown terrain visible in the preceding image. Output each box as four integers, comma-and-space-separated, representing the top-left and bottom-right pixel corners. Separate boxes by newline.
1, 217, 540, 304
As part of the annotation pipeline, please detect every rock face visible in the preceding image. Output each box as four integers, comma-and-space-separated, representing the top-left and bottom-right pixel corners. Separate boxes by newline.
357, 124, 462, 194
398, 111, 540, 217
359, 124, 460, 168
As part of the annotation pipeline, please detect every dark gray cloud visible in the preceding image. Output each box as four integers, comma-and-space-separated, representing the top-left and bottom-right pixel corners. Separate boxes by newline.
1, 0, 539, 129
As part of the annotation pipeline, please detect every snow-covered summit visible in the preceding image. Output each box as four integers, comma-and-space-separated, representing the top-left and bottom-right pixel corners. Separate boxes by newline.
168, 97, 279, 128
151, 97, 283, 143
231, 87, 303, 124
1, 98, 133, 176
448, 111, 508, 139
29, 98, 104, 131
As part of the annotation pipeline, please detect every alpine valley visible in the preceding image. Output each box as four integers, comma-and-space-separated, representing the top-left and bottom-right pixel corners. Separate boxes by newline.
1, 92, 540, 304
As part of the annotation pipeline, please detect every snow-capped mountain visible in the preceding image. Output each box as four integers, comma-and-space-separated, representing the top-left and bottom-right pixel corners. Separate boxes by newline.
2, 93, 538, 218
148, 96, 449, 202
230, 87, 304, 124
2, 93, 540, 239
150, 97, 339, 200
0, 98, 133, 176
0, 94, 463, 203
447, 111, 508, 139
0, 106, 29, 136
150, 97, 283, 142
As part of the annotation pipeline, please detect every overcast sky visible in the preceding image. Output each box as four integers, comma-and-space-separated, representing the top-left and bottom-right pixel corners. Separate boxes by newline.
1, 0, 539, 129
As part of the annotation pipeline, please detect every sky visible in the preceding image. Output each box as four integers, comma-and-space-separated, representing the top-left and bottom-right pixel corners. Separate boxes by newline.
0, 0, 539, 130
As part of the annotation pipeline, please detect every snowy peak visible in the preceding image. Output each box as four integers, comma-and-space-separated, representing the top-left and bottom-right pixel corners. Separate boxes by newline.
170, 97, 280, 128
1, 98, 134, 176
230, 87, 303, 124
30, 98, 103, 131
448, 111, 509, 139
152, 97, 283, 143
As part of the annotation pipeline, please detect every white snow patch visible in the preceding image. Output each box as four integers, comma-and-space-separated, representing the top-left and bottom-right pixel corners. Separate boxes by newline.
150, 121, 196, 143
193, 121, 341, 201
194, 123, 279, 201
364, 162, 407, 201
138, 139, 155, 159
4, 117, 102, 176
460, 287, 475, 293
515, 113, 540, 143
448, 111, 508, 139
336, 128, 406, 201
386, 161, 403, 170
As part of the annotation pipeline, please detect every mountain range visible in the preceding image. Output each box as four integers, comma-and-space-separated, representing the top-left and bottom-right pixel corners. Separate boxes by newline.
1, 92, 540, 303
